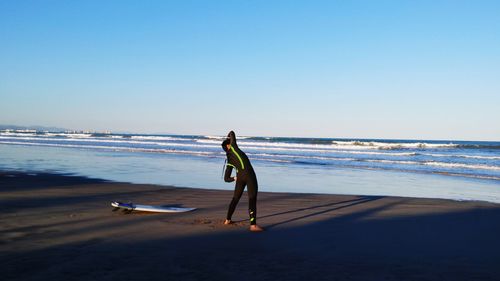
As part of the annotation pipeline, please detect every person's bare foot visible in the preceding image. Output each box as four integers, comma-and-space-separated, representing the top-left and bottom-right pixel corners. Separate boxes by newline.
249, 225, 264, 232
224, 219, 232, 225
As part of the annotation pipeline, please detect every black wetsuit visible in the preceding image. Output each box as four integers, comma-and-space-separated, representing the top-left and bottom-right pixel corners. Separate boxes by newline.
223, 131, 258, 225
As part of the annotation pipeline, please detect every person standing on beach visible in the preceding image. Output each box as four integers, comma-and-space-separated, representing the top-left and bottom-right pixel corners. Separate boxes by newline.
222, 131, 264, 232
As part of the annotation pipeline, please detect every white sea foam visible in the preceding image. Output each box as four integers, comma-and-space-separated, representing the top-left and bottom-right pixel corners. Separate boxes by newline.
0, 132, 37, 137
241, 144, 416, 157
197, 139, 338, 150
197, 139, 403, 153
203, 135, 251, 140
204, 135, 224, 140
0, 136, 220, 149
247, 152, 357, 162
424, 153, 500, 160
362, 159, 500, 171
331, 140, 459, 150
0, 141, 214, 156
423, 161, 500, 171
198, 139, 459, 151
363, 159, 421, 166
59, 133, 93, 138
329, 150, 417, 157
131, 135, 182, 141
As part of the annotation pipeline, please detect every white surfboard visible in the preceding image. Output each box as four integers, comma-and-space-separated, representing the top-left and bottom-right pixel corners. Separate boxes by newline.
111, 201, 196, 213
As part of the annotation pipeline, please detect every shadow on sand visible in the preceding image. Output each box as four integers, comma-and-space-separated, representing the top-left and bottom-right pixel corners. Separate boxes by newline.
2, 173, 500, 281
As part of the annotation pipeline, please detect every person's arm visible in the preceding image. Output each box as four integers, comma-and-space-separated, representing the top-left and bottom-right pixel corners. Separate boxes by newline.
224, 165, 236, 182
227, 130, 237, 148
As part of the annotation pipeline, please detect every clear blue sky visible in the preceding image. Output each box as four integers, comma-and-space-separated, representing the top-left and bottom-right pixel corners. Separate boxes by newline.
1, 0, 499, 140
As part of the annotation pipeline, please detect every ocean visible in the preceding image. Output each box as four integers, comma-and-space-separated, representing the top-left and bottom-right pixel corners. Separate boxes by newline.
1, 130, 499, 203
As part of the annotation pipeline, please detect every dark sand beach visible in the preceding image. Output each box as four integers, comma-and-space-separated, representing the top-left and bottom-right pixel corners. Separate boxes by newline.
1, 171, 500, 281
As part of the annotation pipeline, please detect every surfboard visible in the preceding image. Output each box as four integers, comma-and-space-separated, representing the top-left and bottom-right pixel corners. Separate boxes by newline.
111, 201, 196, 213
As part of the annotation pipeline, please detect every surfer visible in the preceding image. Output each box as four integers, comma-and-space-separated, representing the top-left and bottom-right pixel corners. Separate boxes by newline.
222, 131, 264, 232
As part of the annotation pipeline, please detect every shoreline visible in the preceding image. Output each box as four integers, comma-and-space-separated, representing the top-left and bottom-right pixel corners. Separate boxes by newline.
2, 171, 500, 280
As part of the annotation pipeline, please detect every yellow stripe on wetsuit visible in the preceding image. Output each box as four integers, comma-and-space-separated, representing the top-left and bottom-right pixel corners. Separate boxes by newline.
230, 146, 245, 170
226, 163, 237, 172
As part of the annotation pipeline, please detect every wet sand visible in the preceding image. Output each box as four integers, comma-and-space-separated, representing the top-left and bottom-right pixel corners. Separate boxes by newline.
1, 171, 500, 281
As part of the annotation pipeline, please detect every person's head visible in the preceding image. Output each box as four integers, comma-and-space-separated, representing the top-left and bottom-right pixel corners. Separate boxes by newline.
221, 139, 231, 152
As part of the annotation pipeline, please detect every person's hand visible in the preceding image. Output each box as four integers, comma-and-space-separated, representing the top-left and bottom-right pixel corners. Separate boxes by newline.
234, 176, 237, 182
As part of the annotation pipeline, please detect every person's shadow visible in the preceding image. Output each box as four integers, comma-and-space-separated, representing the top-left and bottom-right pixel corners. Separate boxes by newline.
234, 196, 383, 229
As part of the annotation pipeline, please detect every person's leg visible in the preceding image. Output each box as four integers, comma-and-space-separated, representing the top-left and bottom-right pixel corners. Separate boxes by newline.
247, 177, 258, 225
247, 175, 263, 231
226, 179, 246, 222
